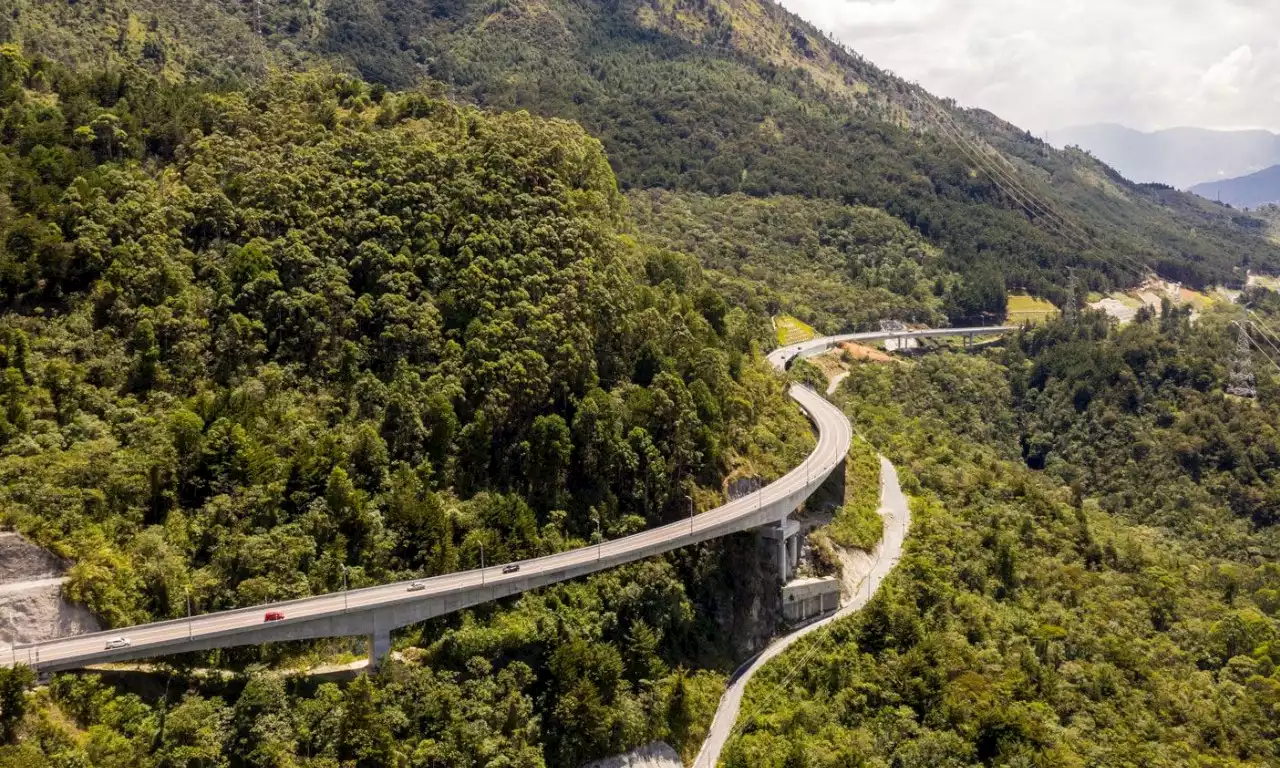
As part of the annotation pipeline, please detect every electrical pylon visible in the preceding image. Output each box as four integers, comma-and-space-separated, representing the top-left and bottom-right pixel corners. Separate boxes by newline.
1063, 269, 1079, 324
1228, 322, 1258, 399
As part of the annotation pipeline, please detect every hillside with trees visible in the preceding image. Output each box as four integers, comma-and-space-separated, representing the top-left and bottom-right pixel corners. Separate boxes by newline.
725, 308, 1280, 766
0, 47, 831, 765
4, 0, 1280, 310
0, 1, 1279, 767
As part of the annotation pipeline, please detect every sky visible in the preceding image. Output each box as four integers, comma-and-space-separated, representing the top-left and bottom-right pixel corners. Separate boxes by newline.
776, 0, 1280, 135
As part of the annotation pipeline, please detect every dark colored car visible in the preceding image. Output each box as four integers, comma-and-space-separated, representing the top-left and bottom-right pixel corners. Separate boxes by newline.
502, 564, 520, 574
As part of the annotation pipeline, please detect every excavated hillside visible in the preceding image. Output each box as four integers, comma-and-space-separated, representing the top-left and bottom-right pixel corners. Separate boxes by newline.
0, 532, 100, 651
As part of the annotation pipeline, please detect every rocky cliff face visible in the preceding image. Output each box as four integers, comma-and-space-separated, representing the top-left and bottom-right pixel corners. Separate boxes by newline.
0, 532, 100, 651
582, 741, 683, 768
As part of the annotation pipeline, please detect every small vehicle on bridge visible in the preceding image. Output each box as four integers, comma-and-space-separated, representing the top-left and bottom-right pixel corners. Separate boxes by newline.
104, 637, 131, 650
406, 582, 426, 592
264, 611, 285, 622
502, 564, 520, 574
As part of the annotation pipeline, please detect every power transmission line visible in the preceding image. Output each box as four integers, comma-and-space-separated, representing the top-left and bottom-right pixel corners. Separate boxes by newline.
1247, 320, 1280, 367
1246, 328, 1280, 379
912, 92, 1097, 247
1240, 310, 1280, 377
911, 90, 1155, 283
911, 94, 1094, 255
1245, 309, 1280, 356
918, 91, 1115, 254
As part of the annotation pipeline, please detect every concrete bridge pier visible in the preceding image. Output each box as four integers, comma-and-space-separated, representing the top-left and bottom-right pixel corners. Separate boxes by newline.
760, 519, 802, 583
368, 615, 392, 670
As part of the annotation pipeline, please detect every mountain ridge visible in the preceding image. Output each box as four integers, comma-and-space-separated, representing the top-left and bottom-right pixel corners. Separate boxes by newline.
1192, 164, 1280, 209
4, 0, 1280, 296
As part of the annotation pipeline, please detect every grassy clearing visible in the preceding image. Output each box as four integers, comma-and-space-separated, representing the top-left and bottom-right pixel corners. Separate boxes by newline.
775, 314, 817, 345
1249, 274, 1280, 292
1006, 294, 1059, 325
1179, 288, 1216, 310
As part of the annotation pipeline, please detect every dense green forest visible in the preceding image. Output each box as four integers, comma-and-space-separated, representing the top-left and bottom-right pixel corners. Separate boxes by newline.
0, 47, 826, 766
2, 0, 1280, 766
723, 309, 1280, 766
3, 0, 1280, 307
627, 191, 953, 334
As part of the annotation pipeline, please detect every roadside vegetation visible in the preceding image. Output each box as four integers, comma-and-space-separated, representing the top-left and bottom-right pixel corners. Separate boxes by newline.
774, 316, 817, 346
0, 50, 816, 767
724, 307, 1280, 766
815, 439, 883, 553
1005, 293, 1060, 325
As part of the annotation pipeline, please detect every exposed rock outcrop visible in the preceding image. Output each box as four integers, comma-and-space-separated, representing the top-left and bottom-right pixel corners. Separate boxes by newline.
582, 741, 682, 768
0, 532, 101, 651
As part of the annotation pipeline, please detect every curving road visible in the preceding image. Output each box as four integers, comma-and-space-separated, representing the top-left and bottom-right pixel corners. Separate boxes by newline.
8, 392, 849, 673
6, 326, 1008, 674
695, 455, 910, 767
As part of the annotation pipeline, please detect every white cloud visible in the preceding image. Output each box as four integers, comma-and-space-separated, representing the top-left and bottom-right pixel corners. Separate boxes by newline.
776, 0, 1280, 132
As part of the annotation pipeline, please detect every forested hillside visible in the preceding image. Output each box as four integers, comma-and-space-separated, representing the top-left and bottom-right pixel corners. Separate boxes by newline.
627, 191, 952, 334
0, 1, 1279, 766
725, 309, 1280, 766
0, 47, 826, 766
4, 0, 1278, 307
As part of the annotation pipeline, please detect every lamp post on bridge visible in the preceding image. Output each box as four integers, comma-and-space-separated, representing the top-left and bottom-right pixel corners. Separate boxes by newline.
687, 495, 695, 536
342, 565, 349, 612
480, 542, 485, 586
593, 513, 602, 562
185, 586, 193, 640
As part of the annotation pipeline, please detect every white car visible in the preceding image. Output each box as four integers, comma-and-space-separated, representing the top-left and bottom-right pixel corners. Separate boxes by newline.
104, 637, 131, 650
406, 582, 426, 592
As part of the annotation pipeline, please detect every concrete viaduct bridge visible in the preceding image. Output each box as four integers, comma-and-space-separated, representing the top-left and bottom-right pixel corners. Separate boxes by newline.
8, 326, 1014, 674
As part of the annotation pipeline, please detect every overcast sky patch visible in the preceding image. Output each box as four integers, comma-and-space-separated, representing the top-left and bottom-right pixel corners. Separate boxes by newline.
777, 0, 1280, 134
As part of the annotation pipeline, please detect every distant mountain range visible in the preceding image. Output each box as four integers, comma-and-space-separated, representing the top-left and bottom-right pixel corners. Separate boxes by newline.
1050, 124, 1280, 189
1191, 165, 1280, 209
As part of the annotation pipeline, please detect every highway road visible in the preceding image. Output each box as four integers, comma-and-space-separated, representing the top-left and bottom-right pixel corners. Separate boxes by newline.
9, 389, 849, 672
766, 326, 1017, 371
6, 325, 1009, 673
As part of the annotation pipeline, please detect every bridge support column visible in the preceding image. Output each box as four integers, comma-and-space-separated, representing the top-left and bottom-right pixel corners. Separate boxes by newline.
760, 519, 801, 583
368, 615, 392, 670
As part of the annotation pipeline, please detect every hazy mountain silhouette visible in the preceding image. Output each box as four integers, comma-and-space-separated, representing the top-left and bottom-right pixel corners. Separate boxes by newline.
1192, 165, 1280, 209
1051, 124, 1280, 189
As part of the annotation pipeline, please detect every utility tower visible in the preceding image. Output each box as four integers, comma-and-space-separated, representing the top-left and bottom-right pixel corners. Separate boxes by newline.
1228, 323, 1258, 399
1063, 269, 1079, 324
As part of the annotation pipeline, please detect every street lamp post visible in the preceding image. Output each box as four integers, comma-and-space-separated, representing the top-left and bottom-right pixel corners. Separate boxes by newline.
185, 586, 193, 640
480, 542, 486, 586
342, 566, 349, 612
594, 514, 602, 562
687, 495, 695, 536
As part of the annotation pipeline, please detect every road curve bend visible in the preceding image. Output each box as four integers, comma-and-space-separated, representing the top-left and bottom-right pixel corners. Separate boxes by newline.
7, 326, 1007, 674
694, 455, 910, 767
